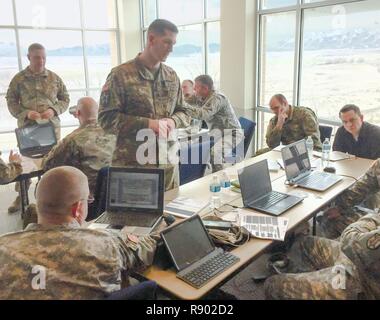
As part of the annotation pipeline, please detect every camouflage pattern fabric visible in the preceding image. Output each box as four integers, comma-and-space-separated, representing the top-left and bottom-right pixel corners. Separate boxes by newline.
341, 213, 380, 299
264, 235, 361, 300
41, 123, 116, 196
0, 152, 22, 184
266, 106, 322, 151
0, 220, 156, 299
99, 56, 190, 191
6, 67, 70, 139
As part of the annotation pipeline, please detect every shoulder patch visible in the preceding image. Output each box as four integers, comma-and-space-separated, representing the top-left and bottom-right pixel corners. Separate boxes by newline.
367, 233, 380, 250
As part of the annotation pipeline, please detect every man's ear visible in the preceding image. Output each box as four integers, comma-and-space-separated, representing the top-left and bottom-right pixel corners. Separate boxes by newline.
27, 54, 31, 62
71, 202, 80, 218
360, 115, 364, 122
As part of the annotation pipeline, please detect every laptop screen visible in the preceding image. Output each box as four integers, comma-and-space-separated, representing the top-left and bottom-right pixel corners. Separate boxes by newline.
108, 169, 162, 211
161, 215, 215, 271
16, 123, 56, 150
238, 160, 272, 204
281, 140, 311, 180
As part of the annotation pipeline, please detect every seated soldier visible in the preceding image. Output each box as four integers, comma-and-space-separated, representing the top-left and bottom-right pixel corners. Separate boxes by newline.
182, 79, 196, 104
333, 104, 380, 160
0, 150, 22, 184
261, 94, 322, 154
0, 166, 157, 299
320, 159, 380, 239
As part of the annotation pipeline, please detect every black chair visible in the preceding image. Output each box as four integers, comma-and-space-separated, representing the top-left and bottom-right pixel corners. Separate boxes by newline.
179, 139, 211, 185
319, 125, 333, 143
106, 281, 158, 300
87, 166, 109, 221
238, 117, 256, 157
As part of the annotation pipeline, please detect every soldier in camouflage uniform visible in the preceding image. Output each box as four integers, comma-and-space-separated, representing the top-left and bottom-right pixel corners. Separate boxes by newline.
42, 97, 116, 198
0, 166, 157, 300
264, 94, 322, 152
99, 20, 190, 191
6, 43, 70, 213
319, 159, 380, 239
0, 151, 22, 184
264, 235, 362, 299
186, 75, 244, 172
341, 213, 380, 299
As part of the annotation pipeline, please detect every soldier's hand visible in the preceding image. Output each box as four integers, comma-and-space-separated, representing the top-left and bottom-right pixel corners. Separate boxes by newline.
324, 207, 342, 220
27, 111, 41, 121
41, 108, 55, 120
9, 150, 22, 164
148, 119, 160, 136
276, 106, 288, 128
165, 118, 176, 132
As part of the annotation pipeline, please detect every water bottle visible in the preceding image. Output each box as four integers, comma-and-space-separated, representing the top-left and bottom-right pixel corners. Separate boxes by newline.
322, 138, 331, 168
305, 136, 314, 160
220, 171, 231, 188
209, 175, 221, 209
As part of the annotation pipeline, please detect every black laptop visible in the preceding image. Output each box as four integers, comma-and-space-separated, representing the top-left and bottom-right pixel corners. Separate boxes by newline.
238, 160, 303, 216
15, 122, 57, 158
92, 167, 164, 235
281, 140, 342, 192
161, 214, 240, 289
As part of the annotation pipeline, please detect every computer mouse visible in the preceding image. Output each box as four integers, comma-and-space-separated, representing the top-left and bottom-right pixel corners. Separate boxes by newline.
323, 166, 336, 174
163, 214, 176, 226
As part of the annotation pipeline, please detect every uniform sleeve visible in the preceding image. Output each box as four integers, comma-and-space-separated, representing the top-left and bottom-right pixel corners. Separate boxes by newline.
169, 76, 191, 128
302, 110, 322, 151
341, 213, 380, 271
336, 159, 380, 209
41, 138, 78, 172
332, 127, 345, 152
50, 76, 70, 115
265, 117, 282, 149
0, 158, 22, 184
186, 95, 222, 122
6, 76, 29, 122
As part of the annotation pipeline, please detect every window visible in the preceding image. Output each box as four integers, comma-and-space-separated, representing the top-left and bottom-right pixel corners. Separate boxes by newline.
141, 0, 221, 87
0, 0, 120, 132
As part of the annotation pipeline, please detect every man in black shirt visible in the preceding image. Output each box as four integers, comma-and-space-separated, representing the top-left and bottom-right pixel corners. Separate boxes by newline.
333, 104, 380, 160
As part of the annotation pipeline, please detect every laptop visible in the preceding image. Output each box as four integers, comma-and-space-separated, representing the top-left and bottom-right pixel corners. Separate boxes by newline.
238, 160, 303, 216
92, 167, 164, 235
281, 139, 342, 191
161, 214, 240, 289
15, 122, 57, 158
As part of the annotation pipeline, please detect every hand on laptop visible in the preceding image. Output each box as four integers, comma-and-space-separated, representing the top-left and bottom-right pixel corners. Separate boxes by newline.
27, 111, 41, 121
323, 207, 342, 220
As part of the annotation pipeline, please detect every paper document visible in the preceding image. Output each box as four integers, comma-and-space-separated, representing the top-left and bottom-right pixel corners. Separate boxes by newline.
312, 151, 355, 162
164, 196, 209, 218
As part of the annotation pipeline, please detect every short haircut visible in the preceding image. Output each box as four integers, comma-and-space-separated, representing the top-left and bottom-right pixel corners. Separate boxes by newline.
182, 79, 194, 86
339, 104, 362, 117
28, 43, 45, 54
270, 94, 288, 105
148, 19, 178, 35
195, 75, 214, 91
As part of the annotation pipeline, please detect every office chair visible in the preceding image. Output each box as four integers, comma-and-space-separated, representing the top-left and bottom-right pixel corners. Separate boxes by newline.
179, 139, 211, 185
106, 281, 158, 300
87, 166, 109, 221
238, 117, 256, 157
319, 125, 333, 143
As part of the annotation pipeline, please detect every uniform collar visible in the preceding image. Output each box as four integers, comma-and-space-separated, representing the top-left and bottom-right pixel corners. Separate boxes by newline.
25, 219, 81, 231
79, 121, 98, 129
24, 66, 49, 78
287, 105, 295, 121
134, 54, 161, 81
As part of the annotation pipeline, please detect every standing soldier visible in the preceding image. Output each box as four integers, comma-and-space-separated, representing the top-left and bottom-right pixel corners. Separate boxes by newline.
99, 19, 190, 191
6, 43, 70, 213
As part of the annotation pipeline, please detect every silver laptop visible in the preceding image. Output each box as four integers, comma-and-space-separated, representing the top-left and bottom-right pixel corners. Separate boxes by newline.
92, 167, 164, 235
281, 140, 342, 192
238, 160, 303, 216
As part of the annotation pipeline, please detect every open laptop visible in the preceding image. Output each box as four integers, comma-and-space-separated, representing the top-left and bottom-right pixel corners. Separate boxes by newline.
15, 122, 57, 158
281, 139, 342, 191
161, 214, 240, 289
92, 167, 164, 235
238, 160, 303, 216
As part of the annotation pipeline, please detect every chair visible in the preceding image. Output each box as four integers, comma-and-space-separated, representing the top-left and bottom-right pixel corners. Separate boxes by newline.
238, 117, 256, 157
106, 281, 158, 300
319, 125, 333, 143
87, 166, 109, 221
179, 139, 211, 185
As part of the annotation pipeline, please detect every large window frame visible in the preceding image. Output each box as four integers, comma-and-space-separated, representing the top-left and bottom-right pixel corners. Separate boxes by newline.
0, 0, 122, 133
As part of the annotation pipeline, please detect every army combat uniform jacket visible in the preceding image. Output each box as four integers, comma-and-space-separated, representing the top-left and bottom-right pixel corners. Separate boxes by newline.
42, 122, 116, 195
0, 152, 22, 184
99, 56, 190, 190
266, 105, 322, 151
6, 67, 70, 139
0, 221, 156, 300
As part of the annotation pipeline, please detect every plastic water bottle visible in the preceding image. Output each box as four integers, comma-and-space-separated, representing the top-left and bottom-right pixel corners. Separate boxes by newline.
322, 138, 331, 168
209, 175, 221, 209
220, 171, 231, 188
305, 136, 314, 160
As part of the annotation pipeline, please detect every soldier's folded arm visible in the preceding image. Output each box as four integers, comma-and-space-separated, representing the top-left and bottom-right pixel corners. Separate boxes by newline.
266, 120, 282, 149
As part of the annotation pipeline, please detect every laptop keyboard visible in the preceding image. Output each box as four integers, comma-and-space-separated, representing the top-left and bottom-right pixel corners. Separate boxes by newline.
299, 172, 334, 187
95, 212, 158, 227
254, 191, 287, 209
180, 251, 240, 288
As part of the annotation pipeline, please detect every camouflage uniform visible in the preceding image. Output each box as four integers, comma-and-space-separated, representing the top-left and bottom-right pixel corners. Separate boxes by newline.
6, 67, 70, 140
187, 91, 244, 172
41, 122, 116, 196
0, 220, 156, 300
319, 159, 380, 239
264, 235, 361, 300
0, 152, 22, 184
341, 213, 380, 299
266, 106, 322, 151
99, 55, 190, 191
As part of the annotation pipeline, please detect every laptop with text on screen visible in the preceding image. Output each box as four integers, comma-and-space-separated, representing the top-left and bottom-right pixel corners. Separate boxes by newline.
93, 167, 164, 235
281, 140, 342, 192
238, 160, 303, 216
161, 215, 240, 289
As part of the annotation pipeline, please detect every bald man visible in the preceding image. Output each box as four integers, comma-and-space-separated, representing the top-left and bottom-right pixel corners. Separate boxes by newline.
0, 166, 157, 299
42, 97, 116, 200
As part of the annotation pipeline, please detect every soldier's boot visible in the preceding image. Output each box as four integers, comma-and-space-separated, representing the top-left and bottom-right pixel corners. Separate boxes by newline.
8, 196, 21, 214
23, 204, 38, 229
